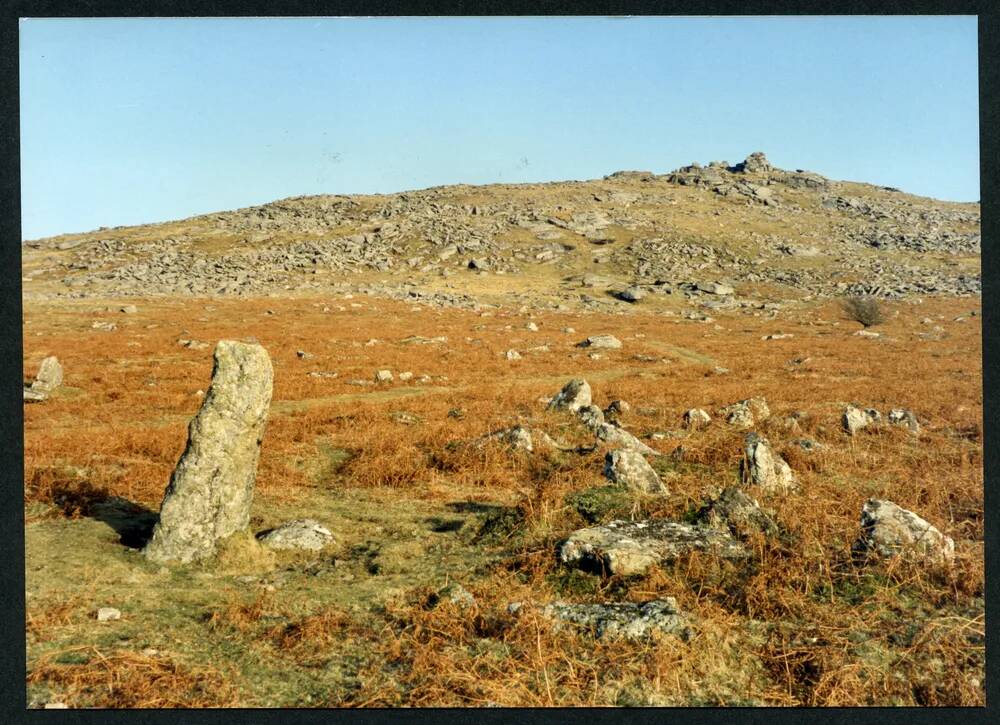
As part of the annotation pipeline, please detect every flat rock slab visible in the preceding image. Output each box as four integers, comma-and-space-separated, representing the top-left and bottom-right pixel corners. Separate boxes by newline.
559, 518, 748, 576
578, 335, 623, 349
257, 519, 333, 551
541, 598, 693, 641
23, 387, 48, 403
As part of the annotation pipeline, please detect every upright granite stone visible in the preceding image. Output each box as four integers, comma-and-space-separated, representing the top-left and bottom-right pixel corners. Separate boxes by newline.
31, 356, 64, 393
741, 432, 797, 494
144, 341, 274, 564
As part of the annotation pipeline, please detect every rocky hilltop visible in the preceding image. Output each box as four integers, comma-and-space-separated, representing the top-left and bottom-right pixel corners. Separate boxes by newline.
22, 152, 980, 310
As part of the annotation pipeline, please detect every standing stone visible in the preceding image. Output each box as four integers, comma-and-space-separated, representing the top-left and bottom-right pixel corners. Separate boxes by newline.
604, 449, 667, 495
30, 356, 63, 393
853, 499, 954, 564
144, 341, 274, 564
547, 378, 592, 412
741, 433, 797, 494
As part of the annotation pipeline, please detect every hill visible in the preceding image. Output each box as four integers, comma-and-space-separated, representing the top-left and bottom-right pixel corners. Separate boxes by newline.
22, 152, 981, 309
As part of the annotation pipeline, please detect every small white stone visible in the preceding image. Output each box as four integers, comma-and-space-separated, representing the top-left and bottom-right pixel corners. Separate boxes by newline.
97, 607, 121, 622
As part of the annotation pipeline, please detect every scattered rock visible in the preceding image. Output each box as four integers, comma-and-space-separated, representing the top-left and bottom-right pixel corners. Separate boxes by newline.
697, 282, 734, 296
683, 408, 711, 430
96, 607, 121, 622
547, 378, 592, 413
143, 341, 274, 564
603, 449, 667, 495
433, 583, 476, 610
257, 519, 333, 551
888, 409, 920, 434
375, 369, 394, 383
484, 425, 535, 453
296, 350, 314, 359
721, 397, 770, 429
853, 499, 954, 564
616, 286, 646, 303
120, 304, 138, 314
577, 404, 606, 430
390, 411, 422, 425
697, 487, 779, 538
505, 349, 522, 360
399, 335, 448, 345
842, 405, 881, 435
594, 422, 660, 457
794, 438, 823, 452
23, 388, 48, 403
603, 399, 630, 423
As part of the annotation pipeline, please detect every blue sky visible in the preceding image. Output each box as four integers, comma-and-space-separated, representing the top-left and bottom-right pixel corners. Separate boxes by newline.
19, 16, 979, 240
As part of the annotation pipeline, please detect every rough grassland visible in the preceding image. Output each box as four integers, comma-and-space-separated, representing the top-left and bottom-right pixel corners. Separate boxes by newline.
24, 294, 982, 707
